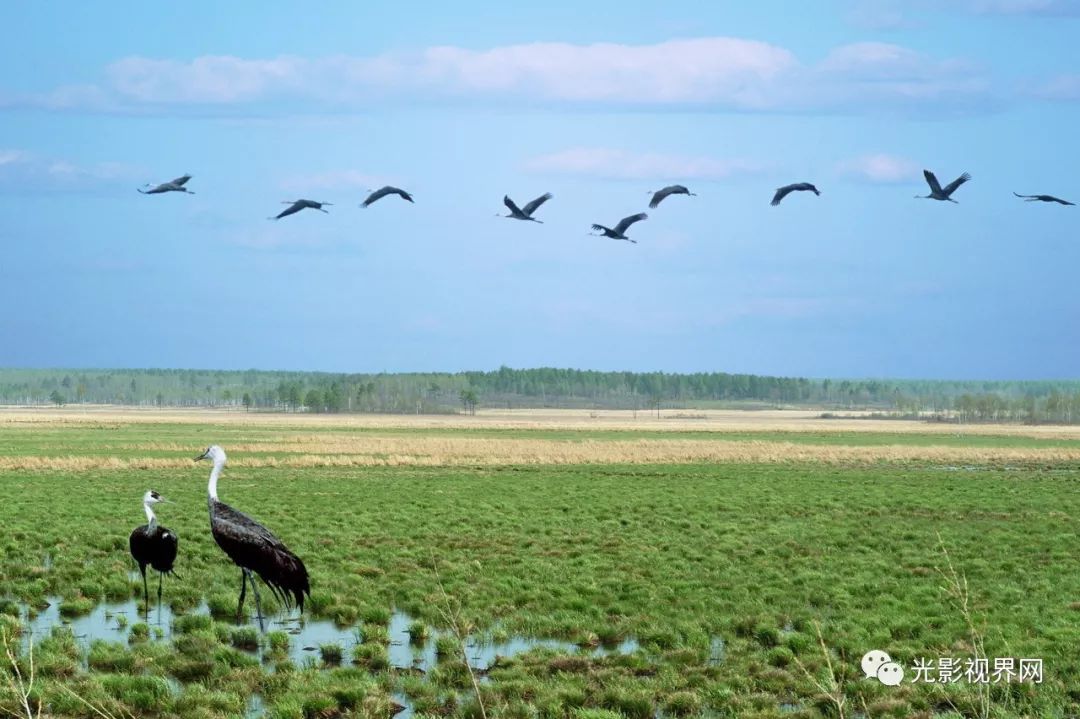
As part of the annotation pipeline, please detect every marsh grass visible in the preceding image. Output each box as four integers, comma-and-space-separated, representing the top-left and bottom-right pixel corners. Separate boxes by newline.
1, 418, 1079, 716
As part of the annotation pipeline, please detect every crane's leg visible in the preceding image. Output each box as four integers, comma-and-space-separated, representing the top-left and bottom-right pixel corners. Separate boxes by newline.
157, 572, 164, 609
140, 566, 149, 615
236, 570, 248, 621
246, 570, 266, 632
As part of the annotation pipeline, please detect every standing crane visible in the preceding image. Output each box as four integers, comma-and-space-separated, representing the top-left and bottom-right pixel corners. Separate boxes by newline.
128, 490, 178, 614
270, 199, 332, 220
361, 186, 414, 208
648, 185, 696, 208
590, 213, 648, 243
138, 175, 194, 195
499, 193, 553, 223
916, 170, 971, 202
771, 183, 820, 206
1013, 192, 1074, 206
195, 445, 310, 630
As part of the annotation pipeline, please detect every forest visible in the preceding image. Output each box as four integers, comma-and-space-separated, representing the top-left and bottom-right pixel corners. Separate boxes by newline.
2, 366, 1080, 423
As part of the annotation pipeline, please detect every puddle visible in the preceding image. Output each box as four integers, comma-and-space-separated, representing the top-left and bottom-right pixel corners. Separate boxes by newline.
14, 596, 641, 717
16, 599, 643, 673
20, 596, 200, 656
244, 693, 265, 719
708, 636, 725, 665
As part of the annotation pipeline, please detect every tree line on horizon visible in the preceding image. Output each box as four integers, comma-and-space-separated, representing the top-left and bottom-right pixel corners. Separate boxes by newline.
2, 366, 1080, 424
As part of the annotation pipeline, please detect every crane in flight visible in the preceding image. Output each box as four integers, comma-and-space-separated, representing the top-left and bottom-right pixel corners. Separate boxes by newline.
499, 193, 553, 223
270, 199, 332, 220
916, 170, 971, 203
771, 183, 820, 206
590, 213, 648, 243
138, 174, 194, 195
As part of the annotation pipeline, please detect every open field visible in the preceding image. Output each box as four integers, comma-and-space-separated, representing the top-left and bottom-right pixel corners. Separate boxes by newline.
2, 410, 1080, 718
12, 405, 1080, 438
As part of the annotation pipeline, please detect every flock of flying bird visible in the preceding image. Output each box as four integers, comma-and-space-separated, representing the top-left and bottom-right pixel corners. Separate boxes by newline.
129, 445, 310, 630
138, 169, 1074, 246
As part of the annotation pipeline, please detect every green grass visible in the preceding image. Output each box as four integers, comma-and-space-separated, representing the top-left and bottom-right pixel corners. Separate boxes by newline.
1, 421, 1079, 717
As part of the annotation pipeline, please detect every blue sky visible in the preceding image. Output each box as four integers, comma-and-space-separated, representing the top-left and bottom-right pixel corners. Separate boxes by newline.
1, 1, 1079, 379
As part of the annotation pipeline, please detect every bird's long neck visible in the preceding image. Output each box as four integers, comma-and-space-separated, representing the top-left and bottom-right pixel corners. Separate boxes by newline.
208, 459, 224, 501
143, 502, 157, 528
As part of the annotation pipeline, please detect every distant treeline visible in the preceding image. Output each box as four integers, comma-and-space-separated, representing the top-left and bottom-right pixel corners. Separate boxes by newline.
2, 366, 1080, 423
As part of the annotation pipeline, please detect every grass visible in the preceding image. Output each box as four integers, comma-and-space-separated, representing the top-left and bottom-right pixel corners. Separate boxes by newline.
1, 413, 1079, 716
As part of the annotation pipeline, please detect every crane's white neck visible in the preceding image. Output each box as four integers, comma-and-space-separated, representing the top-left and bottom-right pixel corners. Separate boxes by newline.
143, 502, 157, 528
208, 458, 225, 501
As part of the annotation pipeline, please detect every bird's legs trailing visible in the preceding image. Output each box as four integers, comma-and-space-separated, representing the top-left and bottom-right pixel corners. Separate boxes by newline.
236, 570, 247, 621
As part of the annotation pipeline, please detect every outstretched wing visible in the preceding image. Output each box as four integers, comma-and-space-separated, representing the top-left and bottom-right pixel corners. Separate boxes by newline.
362, 187, 391, 207
1053, 196, 1075, 205
590, 224, 610, 233
922, 170, 943, 195
771, 185, 794, 206
943, 172, 971, 196
649, 186, 673, 209
522, 192, 553, 216
392, 187, 415, 203
1013, 192, 1035, 199
503, 195, 523, 215
614, 212, 648, 234
211, 501, 310, 611
170, 175, 192, 186
272, 202, 302, 220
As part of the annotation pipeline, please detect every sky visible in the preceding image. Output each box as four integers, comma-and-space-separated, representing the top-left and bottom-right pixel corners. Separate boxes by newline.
1, 0, 1079, 380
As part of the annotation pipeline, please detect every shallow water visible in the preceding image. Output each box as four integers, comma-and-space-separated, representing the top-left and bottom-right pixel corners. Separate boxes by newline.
16, 596, 643, 717
20, 597, 641, 671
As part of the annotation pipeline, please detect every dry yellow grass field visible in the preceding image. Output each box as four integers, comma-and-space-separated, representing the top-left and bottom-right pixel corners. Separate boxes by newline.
6, 404, 1080, 436
3, 406, 1080, 469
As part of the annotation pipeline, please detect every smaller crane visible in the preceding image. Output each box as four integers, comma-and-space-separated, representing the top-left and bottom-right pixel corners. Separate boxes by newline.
128, 490, 178, 614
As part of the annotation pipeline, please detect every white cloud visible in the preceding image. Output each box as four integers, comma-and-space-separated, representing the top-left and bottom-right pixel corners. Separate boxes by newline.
837, 153, 920, 183
0, 149, 28, 166
11, 37, 1004, 115
524, 148, 763, 181
0, 149, 142, 191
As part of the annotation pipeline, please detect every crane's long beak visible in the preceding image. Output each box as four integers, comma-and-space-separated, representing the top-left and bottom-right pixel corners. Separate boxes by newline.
194, 450, 208, 461
159, 497, 175, 504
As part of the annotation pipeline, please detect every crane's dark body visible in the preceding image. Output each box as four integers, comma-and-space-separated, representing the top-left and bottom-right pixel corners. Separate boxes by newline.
1014, 192, 1073, 205
771, 183, 820, 206
918, 170, 970, 202
591, 212, 647, 242
362, 186, 414, 207
138, 174, 194, 195
502, 193, 552, 222
209, 497, 310, 625
128, 524, 177, 609
648, 185, 695, 208
271, 199, 331, 220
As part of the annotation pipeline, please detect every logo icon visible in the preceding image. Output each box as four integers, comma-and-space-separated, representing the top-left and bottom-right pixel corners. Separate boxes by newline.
862, 650, 904, 685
